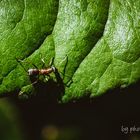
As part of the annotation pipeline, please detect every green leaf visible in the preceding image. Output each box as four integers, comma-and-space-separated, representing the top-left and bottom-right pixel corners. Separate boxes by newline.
63, 0, 140, 102
0, 0, 58, 96
0, 0, 140, 102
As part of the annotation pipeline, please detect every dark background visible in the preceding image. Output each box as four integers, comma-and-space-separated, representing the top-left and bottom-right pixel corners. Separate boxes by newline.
11, 80, 140, 140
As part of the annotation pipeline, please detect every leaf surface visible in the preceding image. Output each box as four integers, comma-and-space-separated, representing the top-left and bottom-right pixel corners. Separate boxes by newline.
0, 0, 140, 102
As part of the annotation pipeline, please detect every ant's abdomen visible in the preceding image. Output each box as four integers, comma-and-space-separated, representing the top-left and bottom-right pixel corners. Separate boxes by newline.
28, 69, 39, 76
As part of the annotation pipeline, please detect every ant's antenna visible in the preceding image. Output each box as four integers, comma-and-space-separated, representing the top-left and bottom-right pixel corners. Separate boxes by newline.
39, 52, 54, 68
15, 58, 28, 73
49, 57, 55, 66
62, 55, 68, 77
31, 63, 38, 69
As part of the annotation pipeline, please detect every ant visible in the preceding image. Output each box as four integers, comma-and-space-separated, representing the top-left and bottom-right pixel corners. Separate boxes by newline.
27, 64, 56, 76
16, 56, 56, 84
16, 55, 72, 99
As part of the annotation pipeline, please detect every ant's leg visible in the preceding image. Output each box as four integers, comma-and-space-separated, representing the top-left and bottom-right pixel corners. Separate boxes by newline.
31, 80, 38, 85
44, 75, 50, 82
40, 53, 45, 67
39, 53, 55, 68
61, 55, 68, 79
41, 58, 47, 68
53, 55, 71, 84
18, 77, 38, 100
16, 57, 39, 69
64, 78, 73, 87
39, 74, 49, 82
60, 55, 73, 87
39, 53, 50, 68
35, 74, 49, 83
49, 57, 54, 66
15, 58, 28, 73
18, 84, 36, 100
55, 55, 70, 80
32, 63, 38, 69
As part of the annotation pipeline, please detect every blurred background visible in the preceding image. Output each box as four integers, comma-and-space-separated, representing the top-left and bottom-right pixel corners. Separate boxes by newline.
0, 81, 140, 140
